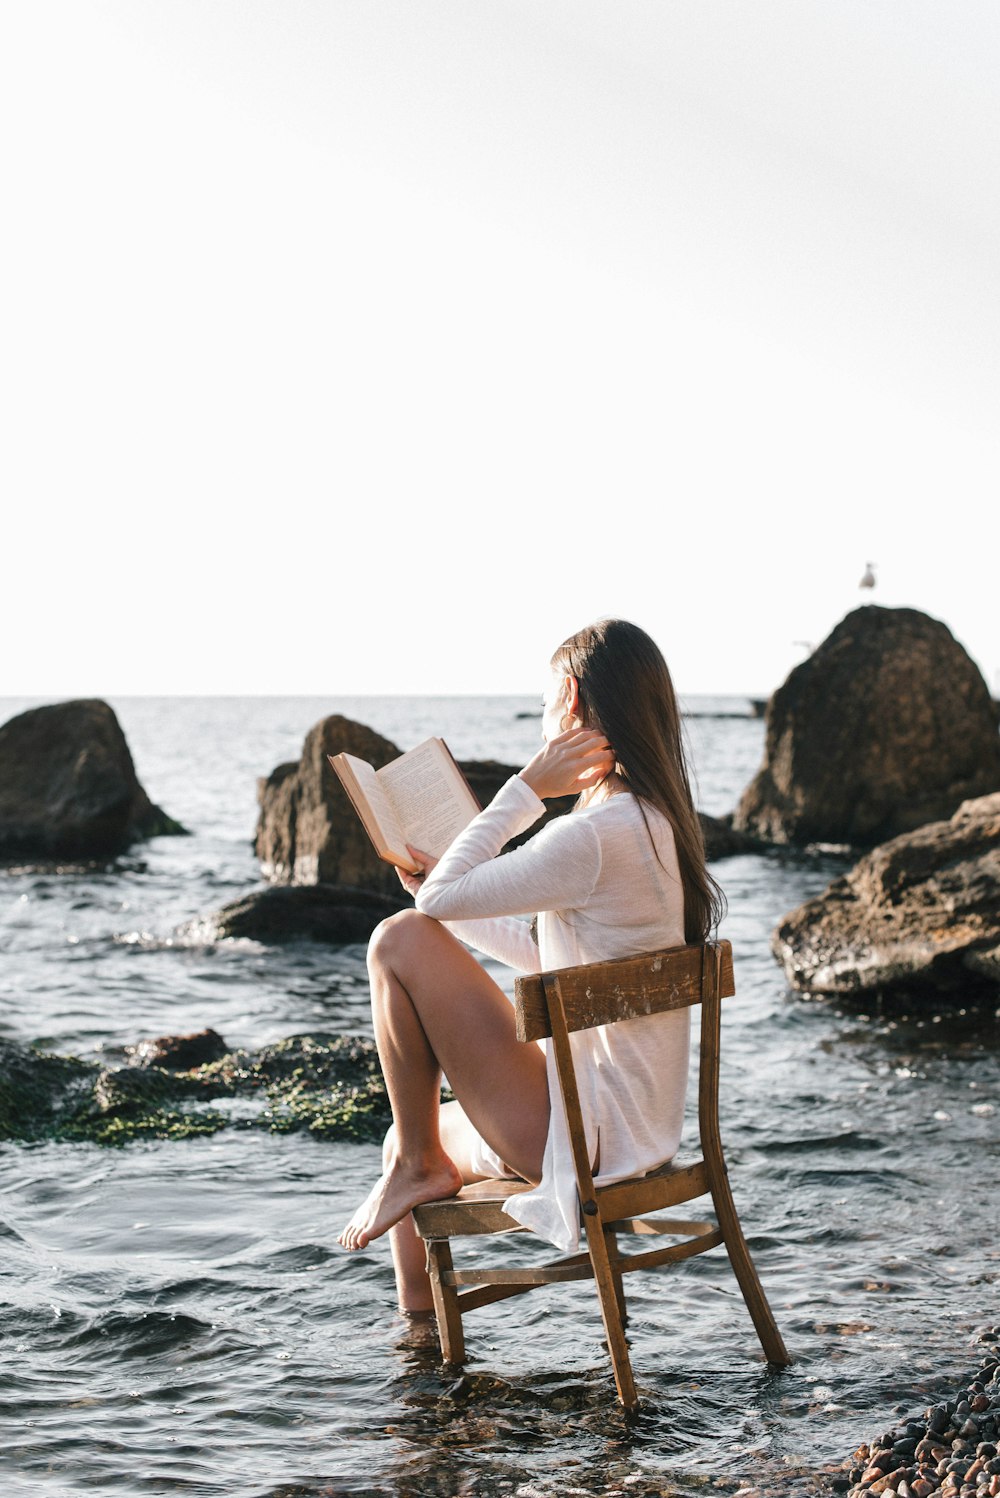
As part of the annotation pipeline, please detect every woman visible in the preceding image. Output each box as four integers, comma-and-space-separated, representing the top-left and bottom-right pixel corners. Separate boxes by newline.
338, 619, 723, 1323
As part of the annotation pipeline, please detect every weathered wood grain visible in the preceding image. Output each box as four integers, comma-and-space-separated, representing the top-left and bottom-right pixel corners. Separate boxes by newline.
513, 940, 735, 1041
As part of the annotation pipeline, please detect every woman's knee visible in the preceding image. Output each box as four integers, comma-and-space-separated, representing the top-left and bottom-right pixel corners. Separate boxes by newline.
368, 908, 441, 972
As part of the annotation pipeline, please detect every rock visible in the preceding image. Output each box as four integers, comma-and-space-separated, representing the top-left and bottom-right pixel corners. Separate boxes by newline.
0, 1038, 94, 1140
254, 717, 515, 896
0, 699, 186, 860
0, 1030, 390, 1146
255, 716, 401, 894
772, 791, 1000, 1000
733, 607, 1000, 847
94, 1065, 189, 1114
871, 1471, 909, 1495
196, 883, 409, 944
125, 1029, 229, 1070
459, 759, 524, 810
699, 811, 761, 860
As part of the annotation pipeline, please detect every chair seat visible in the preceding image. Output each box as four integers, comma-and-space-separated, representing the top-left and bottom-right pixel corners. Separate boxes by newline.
414, 1156, 709, 1241
413, 1177, 532, 1239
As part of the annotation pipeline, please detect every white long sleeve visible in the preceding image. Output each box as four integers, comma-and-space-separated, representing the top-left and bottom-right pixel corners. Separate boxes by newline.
416, 775, 602, 924
440, 914, 540, 974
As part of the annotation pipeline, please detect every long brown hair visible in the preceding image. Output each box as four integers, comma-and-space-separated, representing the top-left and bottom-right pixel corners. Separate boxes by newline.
551, 619, 725, 943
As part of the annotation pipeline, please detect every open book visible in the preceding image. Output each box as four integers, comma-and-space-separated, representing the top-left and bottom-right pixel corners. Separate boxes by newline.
328, 737, 481, 874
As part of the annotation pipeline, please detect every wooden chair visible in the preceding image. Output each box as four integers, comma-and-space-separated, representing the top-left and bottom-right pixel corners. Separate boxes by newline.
412, 940, 791, 1409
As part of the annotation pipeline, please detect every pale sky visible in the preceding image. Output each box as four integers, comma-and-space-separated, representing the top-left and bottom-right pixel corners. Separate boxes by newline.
3, 2, 998, 698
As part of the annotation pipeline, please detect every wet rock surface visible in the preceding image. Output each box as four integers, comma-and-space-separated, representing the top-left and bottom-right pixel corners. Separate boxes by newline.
772, 792, 1000, 1001
734, 607, 1000, 848
0, 699, 186, 860
125, 1028, 230, 1069
830, 1327, 1000, 1497
700, 810, 761, 859
195, 883, 409, 943
0, 1031, 390, 1146
255, 716, 404, 895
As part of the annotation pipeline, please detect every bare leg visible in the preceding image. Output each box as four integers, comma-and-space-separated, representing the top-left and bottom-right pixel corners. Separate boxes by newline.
387, 1101, 494, 1312
338, 912, 548, 1254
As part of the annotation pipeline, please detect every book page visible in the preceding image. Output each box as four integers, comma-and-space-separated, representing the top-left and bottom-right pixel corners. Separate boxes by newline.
378, 739, 480, 859
339, 755, 412, 867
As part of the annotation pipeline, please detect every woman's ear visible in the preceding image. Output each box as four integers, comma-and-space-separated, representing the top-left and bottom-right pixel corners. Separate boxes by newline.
563, 675, 581, 720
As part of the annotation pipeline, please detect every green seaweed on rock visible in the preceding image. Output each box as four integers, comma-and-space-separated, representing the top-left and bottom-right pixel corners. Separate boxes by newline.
0, 1033, 392, 1147
71, 1108, 233, 1145
0, 1041, 97, 1141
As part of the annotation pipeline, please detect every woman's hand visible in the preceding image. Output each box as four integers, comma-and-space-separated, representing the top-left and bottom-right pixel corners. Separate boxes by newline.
395, 845, 438, 898
518, 728, 615, 801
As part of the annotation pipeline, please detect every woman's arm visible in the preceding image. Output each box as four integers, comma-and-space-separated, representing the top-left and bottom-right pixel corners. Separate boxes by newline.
441, 914, 540, 973
397, 726, 612, 940
415, 776, 602, 922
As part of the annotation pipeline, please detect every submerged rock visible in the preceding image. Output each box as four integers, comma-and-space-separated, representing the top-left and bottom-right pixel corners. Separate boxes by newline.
195, 883, 409, 943
0, 1039, 96, 1140
125, 1028, 229, 1070
772, 791, 1000, 1001
0, 1031, 390, 1146
0, 699, 186, 861
734, 607, 1000, 847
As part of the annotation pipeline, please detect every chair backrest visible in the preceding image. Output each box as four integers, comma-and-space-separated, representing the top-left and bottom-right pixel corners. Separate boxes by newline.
513, 940, 735, 1042
513, 941, 735, 1224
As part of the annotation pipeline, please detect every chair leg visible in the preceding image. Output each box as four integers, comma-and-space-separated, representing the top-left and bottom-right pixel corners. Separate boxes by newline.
425, 1239, 466, 1364
605, 1228, 628, 1330
584, 1217, 638, 1409
708, 1169, 791, 1367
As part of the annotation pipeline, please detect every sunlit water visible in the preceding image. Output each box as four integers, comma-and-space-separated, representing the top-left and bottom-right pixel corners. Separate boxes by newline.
1, 695, 996, 1498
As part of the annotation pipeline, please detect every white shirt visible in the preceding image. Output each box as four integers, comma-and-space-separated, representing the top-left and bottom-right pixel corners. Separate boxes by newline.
416, 775, 689, 1252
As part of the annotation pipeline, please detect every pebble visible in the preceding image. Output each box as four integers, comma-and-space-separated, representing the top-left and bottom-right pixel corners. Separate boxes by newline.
833, 1328, 1000, 1498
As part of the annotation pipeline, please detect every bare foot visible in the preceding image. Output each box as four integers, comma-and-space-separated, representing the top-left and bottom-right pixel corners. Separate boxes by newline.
338, 1152, 462, 1250
395, 1309, 439, 1349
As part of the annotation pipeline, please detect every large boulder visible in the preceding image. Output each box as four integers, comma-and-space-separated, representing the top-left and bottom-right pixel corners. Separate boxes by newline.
771, 791, 1000, 1001
734, 606, 1000, 847
255, 716, 403, 894
0, 699, 185, 860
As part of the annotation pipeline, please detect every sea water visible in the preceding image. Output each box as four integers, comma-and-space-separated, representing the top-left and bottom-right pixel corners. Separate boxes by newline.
0, 695, 996, 1498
